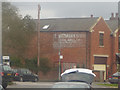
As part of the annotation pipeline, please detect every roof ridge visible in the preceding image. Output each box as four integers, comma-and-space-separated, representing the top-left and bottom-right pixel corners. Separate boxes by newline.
40, 17, 99, 20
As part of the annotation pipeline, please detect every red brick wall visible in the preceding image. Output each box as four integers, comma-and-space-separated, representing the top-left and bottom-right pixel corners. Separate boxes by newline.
90, 17, 112, 78
25, 33, 38, 59
26, 31, 88, 80
110, 35, 116, 75
106, 29, 120, 76
39, 32, 88, 68
38, 70, 59, 81
112, 29, 120, 74
110, 33, 118, 75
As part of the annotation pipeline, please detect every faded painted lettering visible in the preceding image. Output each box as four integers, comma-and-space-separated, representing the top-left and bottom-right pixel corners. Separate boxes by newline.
53, 33, 86, 48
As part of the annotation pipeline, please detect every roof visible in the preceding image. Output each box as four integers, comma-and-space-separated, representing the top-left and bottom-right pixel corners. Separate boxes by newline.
105, 19, 118, 32
37, 17, 99, 32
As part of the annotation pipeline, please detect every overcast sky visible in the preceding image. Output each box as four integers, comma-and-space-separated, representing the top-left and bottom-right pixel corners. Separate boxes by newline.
11, 2, 118, 20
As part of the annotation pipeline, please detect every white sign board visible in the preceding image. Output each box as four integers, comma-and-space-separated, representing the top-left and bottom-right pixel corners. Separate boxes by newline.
60, 55, 63, 59
2, 56, 10, 60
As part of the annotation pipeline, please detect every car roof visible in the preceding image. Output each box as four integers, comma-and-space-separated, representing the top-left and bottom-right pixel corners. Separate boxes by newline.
54, 82, 90, 85
16, 68, 29, 70
61, 68, 96, 76
113, 72, 120, 76
0, 64, 10, 66
53, 82, 90, 88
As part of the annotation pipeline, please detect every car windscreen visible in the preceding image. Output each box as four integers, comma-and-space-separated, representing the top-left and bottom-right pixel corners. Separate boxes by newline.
3, 65, 12, 71
18, 69, 31, 74
12, 69, 17, 73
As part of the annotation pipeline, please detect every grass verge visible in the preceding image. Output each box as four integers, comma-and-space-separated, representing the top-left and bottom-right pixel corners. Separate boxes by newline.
97, 83, 118, 87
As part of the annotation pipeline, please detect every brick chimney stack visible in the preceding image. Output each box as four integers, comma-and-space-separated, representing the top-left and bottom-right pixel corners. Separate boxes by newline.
110, 12, 119, 20
110, 13, 114, 20
91, 14, 93, 18
115, 13, 119, 20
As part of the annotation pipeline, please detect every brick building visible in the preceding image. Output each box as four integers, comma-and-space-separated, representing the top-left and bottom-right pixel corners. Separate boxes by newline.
26, 15, 119, 81
106, 13, 120, 74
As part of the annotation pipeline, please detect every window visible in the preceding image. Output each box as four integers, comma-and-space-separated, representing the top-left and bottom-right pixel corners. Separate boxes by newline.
119, 36, 120, 50
99, 33, 104, 46
42, 25, 49, 30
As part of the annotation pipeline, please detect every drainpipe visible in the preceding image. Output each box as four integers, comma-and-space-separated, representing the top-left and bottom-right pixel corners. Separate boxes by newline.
89, 32, 91, 69
86, 32, 88, 68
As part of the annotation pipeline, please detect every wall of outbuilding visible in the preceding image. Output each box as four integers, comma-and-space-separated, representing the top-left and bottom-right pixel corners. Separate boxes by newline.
90, 17, 113, 80
26, 31, 89, 80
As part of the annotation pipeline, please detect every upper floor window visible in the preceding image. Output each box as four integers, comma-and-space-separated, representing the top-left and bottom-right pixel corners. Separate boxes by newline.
99, 32, 104, 46
119, 35, 120, 50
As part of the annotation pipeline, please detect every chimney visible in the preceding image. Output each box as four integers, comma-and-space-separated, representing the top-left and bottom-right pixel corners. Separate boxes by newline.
111, 13, 114, 17
115, 13, 119, 19
91, 14, 93, 18
110, 13, 114, 20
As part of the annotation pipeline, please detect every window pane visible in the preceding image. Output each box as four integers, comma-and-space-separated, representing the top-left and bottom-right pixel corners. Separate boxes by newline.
119, 37, 120, 49
99, 33, 104, 46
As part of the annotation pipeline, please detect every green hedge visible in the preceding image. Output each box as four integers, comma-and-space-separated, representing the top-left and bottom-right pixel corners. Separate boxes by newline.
10, 57, 23, 68
10, 57, 51, 74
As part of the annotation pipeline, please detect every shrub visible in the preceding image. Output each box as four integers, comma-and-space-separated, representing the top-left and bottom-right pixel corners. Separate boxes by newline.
24, 57, 51, 74
39, 57, 51, 74
24, 57, 38, 73
10, 57, 22, 67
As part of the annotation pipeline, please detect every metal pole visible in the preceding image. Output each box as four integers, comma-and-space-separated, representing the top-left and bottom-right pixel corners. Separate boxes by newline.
0, 1, 2, 85
58, 49, 61, 81
118, 2, 120, 88
37, 4, 41, 67
0, 0, 1, 64
58, 39, 61, 81
86, 33, 88, 68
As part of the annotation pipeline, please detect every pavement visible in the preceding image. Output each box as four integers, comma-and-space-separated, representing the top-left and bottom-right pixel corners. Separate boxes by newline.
7, 81, 118, 88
